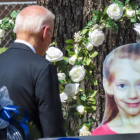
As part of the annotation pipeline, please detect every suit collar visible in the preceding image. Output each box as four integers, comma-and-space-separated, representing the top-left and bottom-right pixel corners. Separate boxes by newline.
8, 42, 34, 52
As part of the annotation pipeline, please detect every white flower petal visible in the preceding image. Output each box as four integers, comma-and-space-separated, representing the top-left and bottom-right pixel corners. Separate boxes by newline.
107, 3, 123, 21
46, 47, 63, 62
76, 105, 84, 115
60, 92, 68, 103
57, 73, 66, 80
69, 65, 85, 82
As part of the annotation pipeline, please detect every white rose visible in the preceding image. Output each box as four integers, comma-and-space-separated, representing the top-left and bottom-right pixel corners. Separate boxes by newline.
79, 126, 91, 136
57, 73, 66, 80
60, 92, 68, 103
0, 29, 5, 38
69, 55, 77, 65
107, 3, 123, 21
69, 65, 85, 82
76, 105, 84, 115
74, 31, 82, 42
65, 83, 80, 97
126, 9, 135, 18
88, 29, 104, 47
134, 23, 140, 34
46, 47, 63, 62
85, 42, 93, 51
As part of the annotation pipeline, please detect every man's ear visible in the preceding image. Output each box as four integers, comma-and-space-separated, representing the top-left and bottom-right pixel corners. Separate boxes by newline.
42, 26, 49, 41
103, 78, 114, 95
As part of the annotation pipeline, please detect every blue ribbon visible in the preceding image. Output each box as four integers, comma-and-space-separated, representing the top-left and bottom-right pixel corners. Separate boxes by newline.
0, 105, 29, 140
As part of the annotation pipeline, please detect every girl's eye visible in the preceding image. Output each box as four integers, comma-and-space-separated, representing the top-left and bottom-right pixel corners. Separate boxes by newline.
118, 84, 126, 89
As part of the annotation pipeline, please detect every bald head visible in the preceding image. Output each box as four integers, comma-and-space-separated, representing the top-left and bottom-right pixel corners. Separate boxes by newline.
13, 5, 55, 34
20, 5, 46, 17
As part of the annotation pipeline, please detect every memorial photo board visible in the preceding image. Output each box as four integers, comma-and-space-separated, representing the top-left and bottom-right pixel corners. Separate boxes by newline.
91, 43, 140, 135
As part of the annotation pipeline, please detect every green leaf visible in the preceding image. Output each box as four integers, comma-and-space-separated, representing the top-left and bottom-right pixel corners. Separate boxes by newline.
68, 51, 75, 56
59, 85, 64, 93
2, 17, 9, 24
84, 122, 92, 128
125, 0, 130, 5
5, 23, 12, 28
79, 88, 83, 92
88, 117, 96, 122
77, 49, 83, 57
118, 3, 124, 7
106, 19, 114, 29
1, 26, 8, 30
84, 26, 89, 29
87, 58, 91, 65
91, 105, 96, 110
65, 39, 74, 44
102, 14, 108, 20
85, 89, 94, 94
82, 29, 88, 35
63, 56, 69, 64
131, 2, 137, 10
65, 45, 74, 50
10, 10, 19, 18
113, 23, 119, 33
86, 70, 92, 76
81, 94, 86, 101
89, 51, 98, 58
83, 38, 88, 44
59, 80, 64, 84
83, 57, 91, 65
90, 91, 98, 98
93, 10, 100, 15
131, 15, 137, 23
75, 59, 82, 65
103, 6, 109, 14
138, 10, 140, 15
89, 78, 98, 85
87, 20, 93, 26
11, 33, 16, 40
125, 19, 131, 28
89, 97, 95, 102
93, 15, 99, 24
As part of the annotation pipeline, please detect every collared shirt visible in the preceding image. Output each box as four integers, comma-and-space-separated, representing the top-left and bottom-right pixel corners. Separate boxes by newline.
15, 39, 36, 53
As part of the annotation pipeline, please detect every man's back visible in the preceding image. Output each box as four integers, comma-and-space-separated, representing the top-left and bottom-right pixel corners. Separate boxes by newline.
0, 42, 65, 137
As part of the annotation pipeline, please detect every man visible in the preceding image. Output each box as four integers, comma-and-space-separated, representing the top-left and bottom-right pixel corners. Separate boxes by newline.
0, 6, 65, 138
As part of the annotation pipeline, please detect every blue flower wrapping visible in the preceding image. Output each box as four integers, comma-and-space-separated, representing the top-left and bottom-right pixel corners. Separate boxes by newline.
0, 86, 29, 140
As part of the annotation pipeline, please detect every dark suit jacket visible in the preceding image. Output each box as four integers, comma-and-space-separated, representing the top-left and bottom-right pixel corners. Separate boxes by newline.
0, 43, 65, 138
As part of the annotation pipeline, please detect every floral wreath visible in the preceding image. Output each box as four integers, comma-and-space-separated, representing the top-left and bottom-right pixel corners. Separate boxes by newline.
0, 0, 140, 136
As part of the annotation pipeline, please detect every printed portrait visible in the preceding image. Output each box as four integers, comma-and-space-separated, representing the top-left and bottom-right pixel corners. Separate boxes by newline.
92, 43, 140, 135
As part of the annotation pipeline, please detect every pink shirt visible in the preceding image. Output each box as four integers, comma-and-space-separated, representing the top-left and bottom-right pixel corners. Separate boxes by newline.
91, 124, 117, 135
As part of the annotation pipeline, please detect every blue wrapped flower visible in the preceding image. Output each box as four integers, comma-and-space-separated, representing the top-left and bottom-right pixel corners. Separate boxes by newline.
0, 86, 29, 140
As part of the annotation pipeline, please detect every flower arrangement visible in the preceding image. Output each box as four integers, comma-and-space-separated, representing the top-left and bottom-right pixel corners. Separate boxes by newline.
0, 0, 140, 136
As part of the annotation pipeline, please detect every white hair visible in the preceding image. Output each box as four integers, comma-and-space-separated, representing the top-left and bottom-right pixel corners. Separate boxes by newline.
13, 6, 55, 33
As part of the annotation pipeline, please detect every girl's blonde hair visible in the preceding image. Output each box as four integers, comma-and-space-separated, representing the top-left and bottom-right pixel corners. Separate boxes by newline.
102, 43, 140, 124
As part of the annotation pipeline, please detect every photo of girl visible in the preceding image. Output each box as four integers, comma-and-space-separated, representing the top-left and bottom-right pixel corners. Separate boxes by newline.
91, 43, 140, 135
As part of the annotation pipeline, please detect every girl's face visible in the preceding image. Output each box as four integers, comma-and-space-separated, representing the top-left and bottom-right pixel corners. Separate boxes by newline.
111, 59, 140, 116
